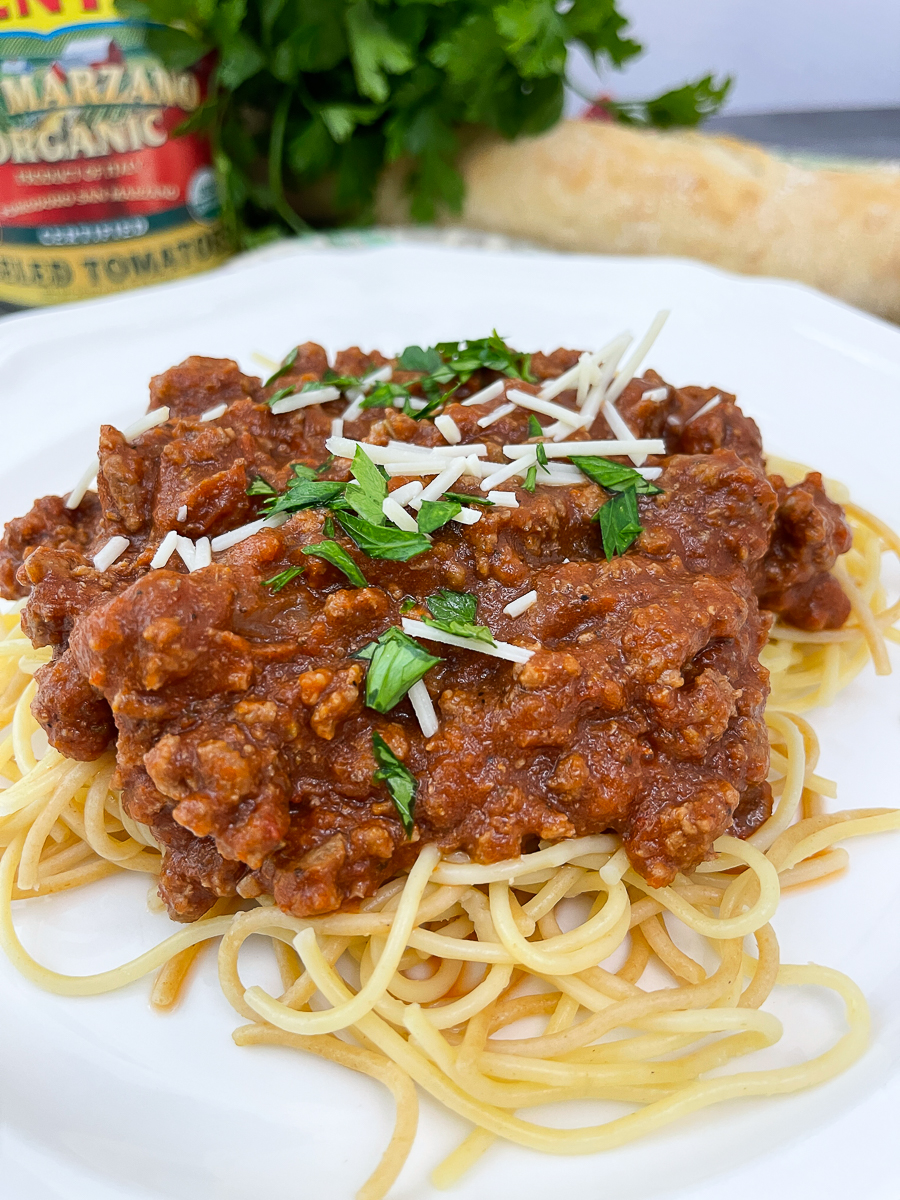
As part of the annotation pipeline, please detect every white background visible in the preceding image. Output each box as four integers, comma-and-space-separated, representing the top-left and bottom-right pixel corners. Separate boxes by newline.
567, 0, 900, 115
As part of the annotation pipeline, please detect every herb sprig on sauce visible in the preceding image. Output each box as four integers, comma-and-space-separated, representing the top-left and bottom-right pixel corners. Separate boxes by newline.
372, 733, 416, 836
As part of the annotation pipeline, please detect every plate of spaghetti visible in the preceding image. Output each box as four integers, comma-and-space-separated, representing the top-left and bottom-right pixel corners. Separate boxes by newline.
0, 240, 899, 1200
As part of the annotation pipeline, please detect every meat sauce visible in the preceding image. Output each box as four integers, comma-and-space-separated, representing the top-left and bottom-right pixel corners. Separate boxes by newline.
0, 345, 852, 920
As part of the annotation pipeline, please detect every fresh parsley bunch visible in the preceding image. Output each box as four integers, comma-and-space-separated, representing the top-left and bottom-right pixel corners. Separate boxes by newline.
116, 0, 730, 246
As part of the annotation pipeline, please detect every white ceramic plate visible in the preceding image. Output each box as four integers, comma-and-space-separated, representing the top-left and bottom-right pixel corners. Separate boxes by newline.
1, 239, 899, 1200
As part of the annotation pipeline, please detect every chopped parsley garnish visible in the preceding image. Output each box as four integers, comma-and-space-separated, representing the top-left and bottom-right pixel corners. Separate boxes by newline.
263, 476, 346, 518
432, 333, 534, 383
357, 627, 441, 713
323, 513, 336, 538
247, 476, 277, 497
398, 345, 446, 376
372, 732, 416, 836
527, 414, 543, 438
337, 512, 432, 562
536, 442, 550, 472
523, 464, 538, 493
264, 566, 304, 591
267, 385, 296, 406
570, 456, 663, 495
322, 370, 362, 390
596, 486, 644, 559
424, 589, 495, 646
361, 380, 411, 411
442, 491, 494, 507
399, 596, 417, 613
264, 346, 298, 387
417, 499, 461, 534
343, 446, 388, 525
300, 539, 368, 586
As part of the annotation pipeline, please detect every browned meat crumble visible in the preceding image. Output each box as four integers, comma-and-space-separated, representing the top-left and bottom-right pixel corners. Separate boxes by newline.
0, 343, 852, 920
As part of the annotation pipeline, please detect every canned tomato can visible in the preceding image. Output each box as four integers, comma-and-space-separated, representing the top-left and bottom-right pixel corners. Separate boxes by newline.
0, 0, 230, 309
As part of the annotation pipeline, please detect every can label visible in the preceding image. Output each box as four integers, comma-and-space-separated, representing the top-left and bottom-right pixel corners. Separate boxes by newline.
0, 0, 229, 306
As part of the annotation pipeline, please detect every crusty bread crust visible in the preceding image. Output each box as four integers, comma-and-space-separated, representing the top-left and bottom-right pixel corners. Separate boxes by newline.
376, 120, 900, 322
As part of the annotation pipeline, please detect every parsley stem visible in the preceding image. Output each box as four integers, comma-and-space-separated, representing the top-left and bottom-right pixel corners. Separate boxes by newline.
268, 89, 308, 236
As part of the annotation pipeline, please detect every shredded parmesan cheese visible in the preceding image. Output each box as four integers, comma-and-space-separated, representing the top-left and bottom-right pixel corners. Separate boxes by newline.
176, 505, 188, 523
150, 530, 179, 570
65, 457, 99, 510
450, 507, 482, 525
503, 590, 537, 617
92, 536, 129, 572
503, 438, 665, 459
209, 513, 287, 552
643, 386, 668, 403
389, 481, 424, 507
538, 361, 582, 402
270, 386, 341, 415
460, 379, 505, 407
384, 460, 454, 478
685, 395, 722, 425
416, 459, 467, 502
331, 418, 344, 439
601, 399, 646, 467
192, 537, 211, 571
401, 618, 534, 664
480, 452, 536, 492
175, 536, 196, 571
123, 407, 170, 442
487, 491, 519, 507
434, 414, 462, 444
605, 310, 670, 406
342, 365, 393, 421
477, 402, 516, 428
408, 679, 438, 737
382, 497, 420, 532
506, 388, 580, 426
200, 403, 227, 422
388, 441, 484, 459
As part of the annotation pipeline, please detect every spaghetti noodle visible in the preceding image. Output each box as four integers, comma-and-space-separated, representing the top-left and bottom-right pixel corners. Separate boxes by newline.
0, 464, 898, 1199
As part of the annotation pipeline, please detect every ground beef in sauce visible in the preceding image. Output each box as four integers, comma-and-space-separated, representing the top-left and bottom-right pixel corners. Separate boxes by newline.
0, 346, 853, 920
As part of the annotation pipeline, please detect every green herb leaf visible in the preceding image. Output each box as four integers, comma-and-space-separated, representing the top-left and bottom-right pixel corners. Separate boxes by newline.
362, 380, 411, 410
523, 464, 538, 493
264, 478, 347, 517
399, 596, 417, 613
372, 732, 416, 836
358, 627, 442, 713
290, 463, 319, 481
596, 485, 643, 559
301, 539, 368, 586
268, 385, 296, 405
536, 442, 550, 472
264, 346, 298, 387
343, 445, 388, 525
417, 499, 461, 534
424, 589, 495, 646
442, 491, 495, 507
316, 454, 335, 476
404, 391, 450, 421
337, 512, 432, 561
607, 75, 732, 130
570, 456, 663, 495
264, 566, 304, 591
527, 414, 543, 438
247, 477, 277, 497
399, 345, 444, 374
426, 589, 477, 623
322, 371, 362, 390
433, 332, 533, 383
323, 513, 336, 538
